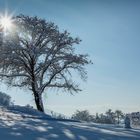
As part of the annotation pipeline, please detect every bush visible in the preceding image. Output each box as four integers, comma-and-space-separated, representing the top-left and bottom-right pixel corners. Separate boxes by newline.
71, 110, 95, 122
0, 91, 12, 106
71, 109, 125, 124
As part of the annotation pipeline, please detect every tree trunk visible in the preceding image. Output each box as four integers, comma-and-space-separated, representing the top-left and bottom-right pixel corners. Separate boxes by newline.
34, 93, 44, 112
117, 116, 119, 124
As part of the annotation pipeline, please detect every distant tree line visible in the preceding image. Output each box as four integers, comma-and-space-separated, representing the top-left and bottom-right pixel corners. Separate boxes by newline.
0, 91, 125, 125
71, 109, 125, 124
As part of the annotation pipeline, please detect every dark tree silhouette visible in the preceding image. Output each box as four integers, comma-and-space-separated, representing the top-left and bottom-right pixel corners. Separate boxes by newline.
115, 110, 124, 124
0, 15, 91, 112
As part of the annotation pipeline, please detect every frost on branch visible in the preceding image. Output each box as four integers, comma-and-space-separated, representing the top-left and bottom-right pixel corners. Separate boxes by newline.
0, 15, 92, 112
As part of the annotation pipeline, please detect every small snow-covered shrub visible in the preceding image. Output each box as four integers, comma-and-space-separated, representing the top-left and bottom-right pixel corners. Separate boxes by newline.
71, 110, 94, 122
0, 91, 11, 106
25, 104, 33, 109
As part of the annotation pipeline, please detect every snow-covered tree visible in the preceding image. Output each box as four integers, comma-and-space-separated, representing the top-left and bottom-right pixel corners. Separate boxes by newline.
0, 91, 12, 106
72, 110, 94, 122
105, 109, 115, 124
115, 110, 124, 124
0, 15, 91, 112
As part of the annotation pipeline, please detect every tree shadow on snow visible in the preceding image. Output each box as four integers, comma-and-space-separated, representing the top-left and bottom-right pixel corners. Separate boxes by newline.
0, 117, 140, 140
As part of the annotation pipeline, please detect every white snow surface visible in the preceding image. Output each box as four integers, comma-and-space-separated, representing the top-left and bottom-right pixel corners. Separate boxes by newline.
0, 106, 140, 140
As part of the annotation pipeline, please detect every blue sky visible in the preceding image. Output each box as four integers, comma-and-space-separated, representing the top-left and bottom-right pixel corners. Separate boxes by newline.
0, 0, 140, 116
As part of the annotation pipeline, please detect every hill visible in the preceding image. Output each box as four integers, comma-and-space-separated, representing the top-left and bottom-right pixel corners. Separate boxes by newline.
0, 106, 140, 140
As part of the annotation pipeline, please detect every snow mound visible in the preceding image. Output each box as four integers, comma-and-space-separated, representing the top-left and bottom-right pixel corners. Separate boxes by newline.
7, 105, 52, 119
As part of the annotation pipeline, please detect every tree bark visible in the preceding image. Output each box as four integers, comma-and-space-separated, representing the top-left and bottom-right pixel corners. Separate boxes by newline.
34, 93, 44, 112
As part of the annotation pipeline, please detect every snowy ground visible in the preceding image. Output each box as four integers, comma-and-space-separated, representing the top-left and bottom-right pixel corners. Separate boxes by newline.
0, 106, 140, 140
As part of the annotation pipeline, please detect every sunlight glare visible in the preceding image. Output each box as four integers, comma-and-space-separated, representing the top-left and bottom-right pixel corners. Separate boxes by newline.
0, 15, 13, 32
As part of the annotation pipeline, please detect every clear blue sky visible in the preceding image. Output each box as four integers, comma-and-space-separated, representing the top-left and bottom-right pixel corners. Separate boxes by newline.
0, 0, 140, 116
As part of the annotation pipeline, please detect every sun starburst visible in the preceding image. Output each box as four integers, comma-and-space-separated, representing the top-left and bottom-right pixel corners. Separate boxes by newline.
0, 12, 14, 34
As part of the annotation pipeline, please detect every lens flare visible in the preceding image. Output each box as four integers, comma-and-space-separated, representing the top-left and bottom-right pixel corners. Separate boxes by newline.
1, 16, 12, 29
0, 13, 14, 34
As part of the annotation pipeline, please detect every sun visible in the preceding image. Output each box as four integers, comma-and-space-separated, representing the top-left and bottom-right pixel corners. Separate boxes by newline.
1, 16, 12, 29
0, 14, 13, 32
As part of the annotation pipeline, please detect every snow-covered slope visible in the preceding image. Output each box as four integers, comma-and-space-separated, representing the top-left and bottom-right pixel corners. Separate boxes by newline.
0, 106, 140, 140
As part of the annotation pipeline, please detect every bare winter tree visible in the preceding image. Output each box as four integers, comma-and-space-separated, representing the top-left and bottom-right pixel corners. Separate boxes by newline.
0, 15, 91, 112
